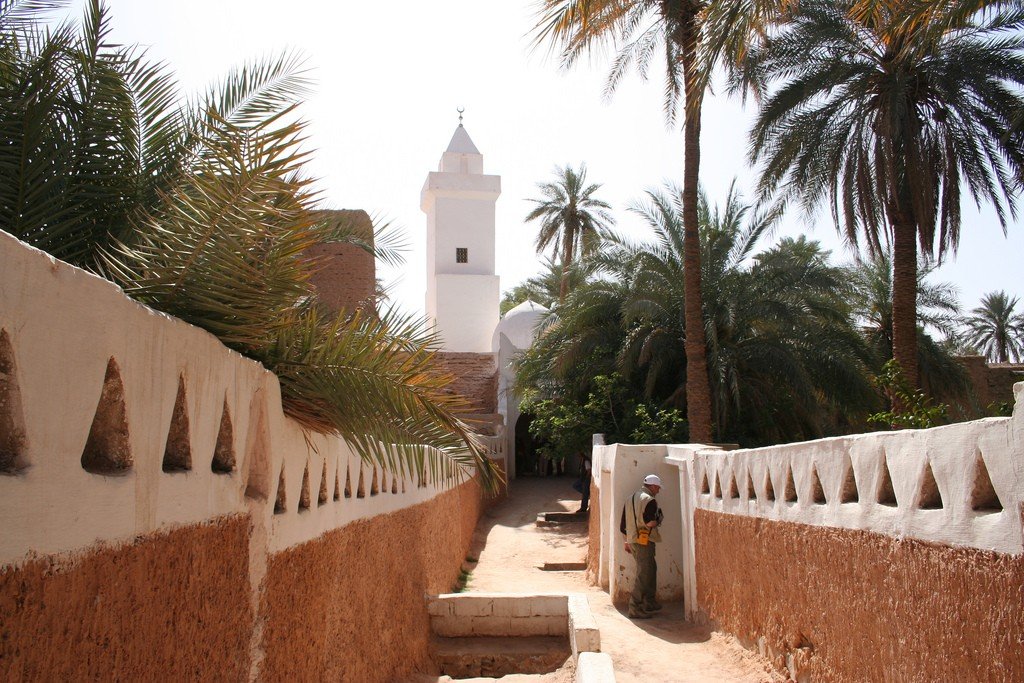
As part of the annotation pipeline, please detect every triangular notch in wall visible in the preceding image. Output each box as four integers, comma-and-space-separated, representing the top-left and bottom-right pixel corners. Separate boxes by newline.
840, 454, 859, 503
334, 465, 341, 502
700, 469, 710, 495
212, 398, 235, 473
917, 461, 943, 510
344, 465, 352, 498
713, 470, 723, 499
244, 413, 270, 501
810, 465, 826, 504
357, 464, 366, 498
727, 471, 739, 499
970, 451, 1002, 512
764, 470, 776, 502
877, 454, 897, 507
81, 357, 133, 475
162, 376, 192, 472
784, 464, 797, 503
318, 461, 328, 506
745, 469, 756, 500
0, 329, 28, 474
273, 464, 287, 514
299, 462, 311, 511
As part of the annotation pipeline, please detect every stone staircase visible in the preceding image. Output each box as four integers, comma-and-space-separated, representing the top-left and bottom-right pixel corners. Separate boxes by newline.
425, 593, 614, 681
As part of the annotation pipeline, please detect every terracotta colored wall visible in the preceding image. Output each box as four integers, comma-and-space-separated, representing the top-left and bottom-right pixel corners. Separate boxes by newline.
434, 352, 497, 414
955, 356, 1023, 416
586, 479, 601, 584
307, 209, 377, 315
694, 509, 1024, 681
0, 516, 252, 681
258, 479, 482, 682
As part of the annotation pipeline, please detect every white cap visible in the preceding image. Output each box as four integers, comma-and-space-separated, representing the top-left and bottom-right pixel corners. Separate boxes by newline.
643, 474, 662, 487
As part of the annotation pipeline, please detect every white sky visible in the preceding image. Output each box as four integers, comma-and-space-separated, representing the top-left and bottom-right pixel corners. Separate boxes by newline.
65, 0, 1022, 317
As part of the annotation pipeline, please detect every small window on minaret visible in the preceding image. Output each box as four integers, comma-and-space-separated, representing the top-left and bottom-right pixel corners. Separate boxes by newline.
456, 248, 468, 263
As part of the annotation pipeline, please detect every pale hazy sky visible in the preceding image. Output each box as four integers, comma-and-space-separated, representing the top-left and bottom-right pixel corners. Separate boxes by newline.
65, 0, 1022, 317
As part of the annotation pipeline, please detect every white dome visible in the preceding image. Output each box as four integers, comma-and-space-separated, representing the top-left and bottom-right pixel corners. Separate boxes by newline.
492, 299, 549, 352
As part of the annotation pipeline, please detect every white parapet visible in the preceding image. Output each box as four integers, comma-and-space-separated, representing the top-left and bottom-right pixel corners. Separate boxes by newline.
670, 389, 1024, 554
0, 230, 466, 568
592, 384, 1024, 619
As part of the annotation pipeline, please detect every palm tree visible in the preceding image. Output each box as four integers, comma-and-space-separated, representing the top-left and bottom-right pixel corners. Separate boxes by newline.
515, 266, 630, 405
847, 255, 970, 401
517, 183, 876, 445
743, 0, 1024, 388
963, 291, 1024, 363
532, 0, 715, 442
0, 1, 499, 490
623, 183, 874, 443
524, 163, 614, 303
500, 256, 593, 315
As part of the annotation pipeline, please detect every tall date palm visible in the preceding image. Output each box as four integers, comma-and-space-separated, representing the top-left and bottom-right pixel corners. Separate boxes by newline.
532, 0, 715, 442
525, 163, 614, 303
744, 0, 1024, 387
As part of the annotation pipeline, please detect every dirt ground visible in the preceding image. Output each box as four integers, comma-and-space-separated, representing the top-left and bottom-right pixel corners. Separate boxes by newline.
435, 476, 782, 683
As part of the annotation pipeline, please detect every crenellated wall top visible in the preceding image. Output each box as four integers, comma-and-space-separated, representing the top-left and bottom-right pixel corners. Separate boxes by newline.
0, 230, 471, 568
665, 385, 1024, 554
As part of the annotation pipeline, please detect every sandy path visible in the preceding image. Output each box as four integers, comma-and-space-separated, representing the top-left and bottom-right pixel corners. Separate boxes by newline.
464, 476, 782, 683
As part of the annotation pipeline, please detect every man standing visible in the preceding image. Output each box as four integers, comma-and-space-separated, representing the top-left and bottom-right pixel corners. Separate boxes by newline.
620, 474, 664, 619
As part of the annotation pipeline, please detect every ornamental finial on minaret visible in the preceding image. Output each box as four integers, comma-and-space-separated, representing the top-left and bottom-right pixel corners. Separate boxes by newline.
457, 106, 464, 126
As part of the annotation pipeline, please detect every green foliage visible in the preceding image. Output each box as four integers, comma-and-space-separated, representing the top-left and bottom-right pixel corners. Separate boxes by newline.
628, 404, 688, 445
525, 164, 613, 301
987, 401, 1013, 418
868, 360, 948, 430
523, 374, 688, 462
744, 0, 1024, 259
846, 255, 970, 403
962, 291, 1024, 364
515, 182, 877, 447
452, 567, 472, 593
0, 0, 498, 490
744, 0, 1024, 386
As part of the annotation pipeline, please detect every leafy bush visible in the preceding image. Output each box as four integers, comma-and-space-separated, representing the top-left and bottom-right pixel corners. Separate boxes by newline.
868, 360, 948, 430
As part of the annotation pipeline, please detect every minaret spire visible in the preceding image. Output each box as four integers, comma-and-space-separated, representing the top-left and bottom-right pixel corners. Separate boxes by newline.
420, 120, 501, 352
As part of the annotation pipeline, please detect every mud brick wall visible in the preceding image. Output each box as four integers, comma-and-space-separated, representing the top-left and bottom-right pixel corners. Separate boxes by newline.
307, 209, 377, 315
434, 352, 497, 414
0, 516, 252, 681
259, 479, 482, 682
586, 479, 601, 584
694, 510, 1024, 681
0, 229, 488, 683
956, 355, 1024, 416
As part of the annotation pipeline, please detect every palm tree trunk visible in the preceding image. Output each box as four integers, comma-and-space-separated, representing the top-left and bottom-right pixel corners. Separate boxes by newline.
891, 214, 919, 387
559, 226, 574, 303
681, 11, 713, 443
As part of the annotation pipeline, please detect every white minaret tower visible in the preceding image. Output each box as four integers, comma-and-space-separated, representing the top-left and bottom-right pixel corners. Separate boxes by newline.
421, 120, 501, 352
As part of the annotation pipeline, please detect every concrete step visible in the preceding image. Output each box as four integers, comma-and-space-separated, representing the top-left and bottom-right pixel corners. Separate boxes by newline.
540, 561, 586, 572
431, 635, 570, 679
535, 511, 587, 526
